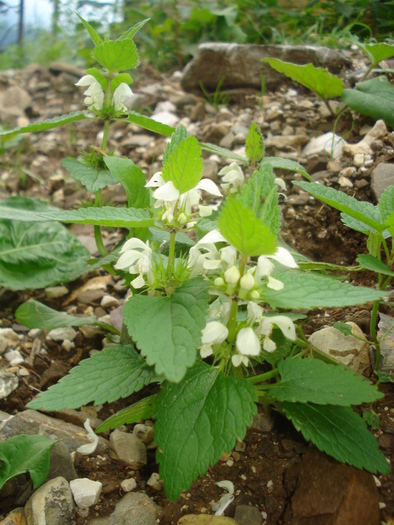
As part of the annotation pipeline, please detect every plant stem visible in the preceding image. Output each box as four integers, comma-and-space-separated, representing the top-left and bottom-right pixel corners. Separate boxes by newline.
101, 119, 110, 152
227, 299, 239, 343
94, 190, 108, 257
248, 368, 279, 384
168, 230, 176, 271
370, 299, 381, 370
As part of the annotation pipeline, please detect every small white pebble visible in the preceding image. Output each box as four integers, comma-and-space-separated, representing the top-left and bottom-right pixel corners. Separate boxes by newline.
62, 340, 75, 352
373, 475, 382, 487
267, 480, 273, 488
379, 502, 386, 509
121, 478, 137, 492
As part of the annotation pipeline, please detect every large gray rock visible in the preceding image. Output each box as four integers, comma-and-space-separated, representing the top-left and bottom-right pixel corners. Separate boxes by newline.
88, 493, 162, 525
377, 313, 394, 372
24, 476, 75, 525
181, 43, 351, 93
371, 163, 394, 201
0, 410, 108, 454
0, 85, 32, 126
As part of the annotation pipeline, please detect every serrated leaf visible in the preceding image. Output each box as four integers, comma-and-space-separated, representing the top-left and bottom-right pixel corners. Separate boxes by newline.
0, 435, 58, 490
96, 395, 156, 433
341, 212, 390, 239
163, 125, 188, 165
263, 267, 387, 309
125, 111, 175, 136
154, 361, 257, 500
283, 402, 390, 475
104, 157, 150, 208
262, 156, 311, 180
85, 67, 107, 90
62, 158, 117, 193
342, 76, 394, 129
298, 261, 362, 272
245, 122, 264, 163
357, 254, 394, 276
359, 42, 394, 65
0, 112, 88, 141
375, 371, 394, 383
269, 358, 383, 406
379, 185, 394, 222
110, 73, 133, 92
15, 300, 103, 331
92, 39, 139, 72
123, 278, 210, 383
76, 13, 103, 46
294, 181, 386, 232
119, 18, 149, 40
0, 199, 90, 291
217, 198, 277, 257
27, 345, 158, 411
38, 207, 153, 228
262, 59, 344, 99
200, 142, 247, 163
363, 411, 380, 429
161, 136, 203, 194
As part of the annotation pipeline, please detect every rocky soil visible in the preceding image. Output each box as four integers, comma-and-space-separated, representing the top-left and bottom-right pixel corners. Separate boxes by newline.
0, 43, 393, 525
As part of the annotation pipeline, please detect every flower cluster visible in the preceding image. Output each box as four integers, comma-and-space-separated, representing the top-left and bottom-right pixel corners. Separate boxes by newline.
76, 75, 133, 112
114, 238, 153, 289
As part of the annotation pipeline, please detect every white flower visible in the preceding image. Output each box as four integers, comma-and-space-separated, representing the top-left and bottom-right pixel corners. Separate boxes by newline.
114, 238, 153, 289
256, 314, 296, 352
218, 162, 245, 193
113, 82, 133, 111
232, 327, 261, 367
200, 321, 228, 358
224, 265, 240, 285
76, 75, 105, 111
240, 271, 255, 291
255, 247, 298, 290
146, 172, 221, 223
247, 302, 264, 324
188, 231, 237, 277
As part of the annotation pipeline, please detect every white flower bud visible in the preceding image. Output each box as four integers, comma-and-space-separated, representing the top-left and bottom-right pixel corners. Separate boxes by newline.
224, 266, 240, 285
240, 272, 255, 291
178, 213, 187, 225
214, 277, 225, 287
250, 290, 260, 300
236, 328, 261, 356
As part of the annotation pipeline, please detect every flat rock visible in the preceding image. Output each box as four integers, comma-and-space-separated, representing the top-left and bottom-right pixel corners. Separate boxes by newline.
109, 429, 147, 469
0, 508, 27, 525
291, 448, 380, 525
303, 132, 345, 159
0, 410, 108, 454
178, 516, 237, 525
88, 493, 162, 525
308, 322, 371, 375
233, 505, 262, 525
44, 286, 69, 299
377, 313, 394, 372
371, 163, 394, 201
47, 327, 77, 343
0, 328, 20, 354
69, 478, 102, 508
24, 476, 75, 525
181, 43, 351, 93
49, 62, 85, 77
0, 371, 19, 400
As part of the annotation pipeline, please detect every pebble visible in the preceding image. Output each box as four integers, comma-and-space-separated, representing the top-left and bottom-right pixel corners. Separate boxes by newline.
303, 132, 345, 159
4, 350, 24, 366
371, 163, 394, 201
87, 492, 162, 525
0, 371, 19, 399
353, 153, 365, 167
109, 429, 147, 469
338, 175, 353, 188
133, 424, 155, 444
0, 328, 20, 354
48, 327, 77, 342
178, 516, 237, 524
45, 286, 69, 299
24, 476, 75, 525
100, 295, 119, 308
234, 505, 262, 525
146, 473, 163, 490
120, 478, 137, 492
0, 508, 27, 525
151, 111, 179, 127
377, 313, 394, 372
70, 478, 102, 508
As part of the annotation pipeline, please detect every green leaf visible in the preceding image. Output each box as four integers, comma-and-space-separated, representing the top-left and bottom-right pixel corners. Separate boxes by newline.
15, 300, 103, 331
110, 73, 133, 92
0, 199, 90, 290
27, 345, 158, 411
0, 435, 58, 490
96, 395, 156, 433
85, 67, 107, 90
363, 411, 380, 430
163, 125, 188, 165
356, 254, 394, 276
342, 76, 394, 129
217, 198, 277, 257
294, 181, 386, 232
375, 371, 394, 383
76, 13, 103, 46
379, 185, 394, 222
104, 157, 150, 208
154, 361, 257, 500
125, 111, 175, 137
262, 156, 312, 181
283, 402, 390, 475
119, 18, 150, 40
245, 122, 264, 163
199, 142, 248, 163
269, 358, 383, 406
0, 112, 89, 141
92, 39, 139, 72
38, 207, 153, 228
264, 267, 387, 309
62, 158, 117, 193
161, 136, 203, 194
123, 278, 210, 383
341, 211, 390, 238
333, 322, 354, 336
262, 59, 344, 99
359, 42, 394, 65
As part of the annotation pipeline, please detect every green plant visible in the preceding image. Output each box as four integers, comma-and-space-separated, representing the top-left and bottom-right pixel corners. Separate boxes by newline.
199, 75, 228, 111
0, 17, 391, 503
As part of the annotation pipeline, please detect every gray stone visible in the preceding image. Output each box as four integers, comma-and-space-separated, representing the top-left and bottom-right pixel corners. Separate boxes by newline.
151, 111, 179, 127
69, 478, 102, 508
303, 132, 346, 159
0, 371, 19, 400
120, 478, 137, 492
371, 163, 394, 201
133, 424, 155, 444
100, 295, 119, 308
45, 286, 69, 299
234, 505, 262, 525
266, 133, 308, 150
49, 62, 85, 78
0, 328, 20, 354
109, 429, 147, 469
250, 407, 275, 433
0, 410, 108, 454
47, 327, 77, 343
308, 322, 371, 375
24, 476, 75, 525
87, 493, 162, 525
181, 43, 351, 93
46, 441, 77, 482
202, 160, 219, 181
377, 313, 394, 372
0, 86, 32, 125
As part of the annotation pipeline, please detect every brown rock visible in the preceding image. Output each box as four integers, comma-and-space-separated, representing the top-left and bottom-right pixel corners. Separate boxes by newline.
291, 448, 380, 525
178, 516, 237, 525
0, 508, 27, 525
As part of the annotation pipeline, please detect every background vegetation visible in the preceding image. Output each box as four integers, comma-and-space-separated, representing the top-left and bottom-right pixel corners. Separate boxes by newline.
1, 0, 394, 71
